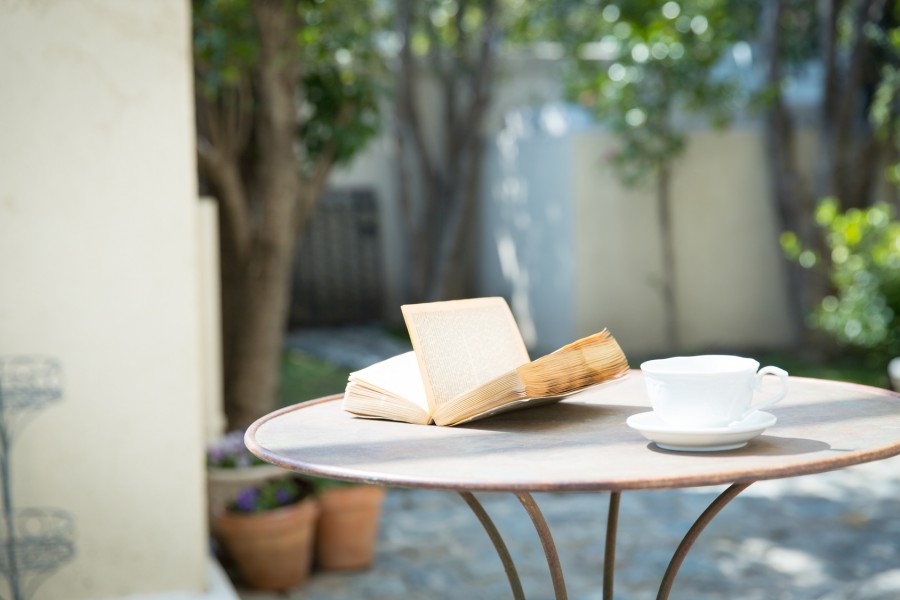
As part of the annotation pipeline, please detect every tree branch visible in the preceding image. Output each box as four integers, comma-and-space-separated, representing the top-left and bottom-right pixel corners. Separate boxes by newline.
252, 0, 302, 239
397, 0, 437, 184
833, 0, 885, 206
453, 0, 498, 162
762, 0, 825, 338
195, 91, 252, 257
226, 78, 254, 157
815, 0, 839, 199
444, 1, 467, 169
294, 105, 354, 233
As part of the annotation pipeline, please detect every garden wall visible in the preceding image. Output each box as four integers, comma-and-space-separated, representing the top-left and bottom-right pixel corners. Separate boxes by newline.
571, 127, 801, 356
461, 117, 803, 357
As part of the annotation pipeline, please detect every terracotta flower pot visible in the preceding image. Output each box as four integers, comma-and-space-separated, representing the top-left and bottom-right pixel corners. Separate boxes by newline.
214, 498, 319, 591
315, 485, 386, 571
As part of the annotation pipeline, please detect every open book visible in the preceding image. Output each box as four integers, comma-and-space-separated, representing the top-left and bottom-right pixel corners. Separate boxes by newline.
341, 297, 630, 426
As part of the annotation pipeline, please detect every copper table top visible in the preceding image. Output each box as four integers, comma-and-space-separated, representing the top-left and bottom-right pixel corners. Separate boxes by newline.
246, 371, 900, 492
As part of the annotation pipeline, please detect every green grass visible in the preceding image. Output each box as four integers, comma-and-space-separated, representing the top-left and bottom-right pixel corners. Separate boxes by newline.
278, 349, 350, 408
749, 351, 890, 389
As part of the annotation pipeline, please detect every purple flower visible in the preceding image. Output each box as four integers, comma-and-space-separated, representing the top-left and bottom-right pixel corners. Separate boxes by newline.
233, 487, 260, 513
207, 430, 264, 468
275, 488, 293, 505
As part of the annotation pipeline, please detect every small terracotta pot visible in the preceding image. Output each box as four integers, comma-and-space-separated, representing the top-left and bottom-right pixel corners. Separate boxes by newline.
315, 485, 386, 570
214, 498, 319, 590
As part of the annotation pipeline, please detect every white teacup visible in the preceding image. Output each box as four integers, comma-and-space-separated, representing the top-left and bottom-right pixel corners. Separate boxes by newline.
640, 355, 789, 429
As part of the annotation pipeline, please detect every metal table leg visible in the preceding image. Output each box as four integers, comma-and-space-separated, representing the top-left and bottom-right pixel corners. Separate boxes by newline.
464, 484, 749, 600
604, 491, 621, 600
656, 483, 753, 600
516, 493, 568, 600
460, 492, 568, 599
459, 492, 525, 600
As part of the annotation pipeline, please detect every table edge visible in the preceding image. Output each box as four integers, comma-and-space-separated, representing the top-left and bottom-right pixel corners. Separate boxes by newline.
245, 378, 900, 492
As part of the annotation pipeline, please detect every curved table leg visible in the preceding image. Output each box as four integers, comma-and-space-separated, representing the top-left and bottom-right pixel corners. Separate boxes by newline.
604, 491, 621, 600
656, 482, 753, 600
516, 493, 568, 600
458, 492, 525, 600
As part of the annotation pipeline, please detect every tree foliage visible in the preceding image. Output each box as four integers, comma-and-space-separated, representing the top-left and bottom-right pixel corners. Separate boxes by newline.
785, 199, 900, 361
869, 1, 900, 194
193, 0, 382, 173
781, 1, 900, 361
564, 0, 749, 183
771, 0, 899, 355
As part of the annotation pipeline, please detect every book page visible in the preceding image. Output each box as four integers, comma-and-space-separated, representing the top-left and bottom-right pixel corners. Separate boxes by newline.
347, 351, 429, 413
343, 351, 431, 424
402, 297, 530, 414
516, 329, 630, 397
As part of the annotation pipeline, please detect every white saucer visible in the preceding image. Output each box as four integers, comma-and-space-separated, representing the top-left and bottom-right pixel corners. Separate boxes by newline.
626, 410, 777, 452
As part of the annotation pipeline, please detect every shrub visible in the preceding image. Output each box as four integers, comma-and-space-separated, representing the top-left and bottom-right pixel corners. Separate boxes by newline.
784, 198, 900, 362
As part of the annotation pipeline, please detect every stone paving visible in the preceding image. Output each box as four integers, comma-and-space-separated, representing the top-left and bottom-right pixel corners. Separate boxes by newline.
239, 458, 900, 600
235, 457, 900, 600
236, 328, 900, 600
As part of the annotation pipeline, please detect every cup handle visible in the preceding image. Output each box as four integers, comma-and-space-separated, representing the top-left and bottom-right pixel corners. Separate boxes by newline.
745, 366, 789, 417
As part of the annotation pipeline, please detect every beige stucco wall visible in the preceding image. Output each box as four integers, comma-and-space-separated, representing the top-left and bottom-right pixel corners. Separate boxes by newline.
574, 127, 796, 355
572, 134, 670, 354
0, 1, 206, 598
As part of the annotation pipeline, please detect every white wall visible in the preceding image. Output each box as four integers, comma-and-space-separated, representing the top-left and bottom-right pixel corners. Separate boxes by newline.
572, 133, 671, 355
573, 127, 796, 355
478, 111, 796, 357
0, 1, 206, 598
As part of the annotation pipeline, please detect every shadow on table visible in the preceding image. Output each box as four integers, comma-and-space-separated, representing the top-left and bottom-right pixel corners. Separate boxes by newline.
646, 436, 832, 457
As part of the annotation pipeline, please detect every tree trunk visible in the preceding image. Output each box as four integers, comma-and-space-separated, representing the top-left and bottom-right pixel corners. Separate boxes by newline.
448, 126, 489, 298
394, 0, 498, 303
761, 0, 819, 344
222, 0, 303, 429
837, 0, 886, 209
197, 0, 346, 429
426, 125, 488, 301
819, 0, 885, 209
656, 162, 679, 350
394, 0, 434, 302
223, 236, 296, 429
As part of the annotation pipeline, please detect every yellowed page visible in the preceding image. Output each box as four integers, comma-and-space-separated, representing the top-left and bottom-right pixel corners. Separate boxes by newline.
516, 329, 630, 396
342, 352, 431, 424
401, 297, 530, 415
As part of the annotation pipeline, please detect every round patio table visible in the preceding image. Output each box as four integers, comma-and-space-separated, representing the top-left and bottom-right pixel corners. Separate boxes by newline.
246, 372, 900, 599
